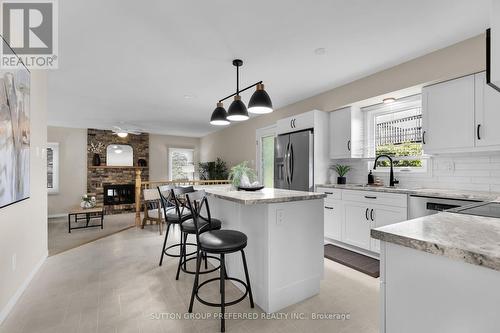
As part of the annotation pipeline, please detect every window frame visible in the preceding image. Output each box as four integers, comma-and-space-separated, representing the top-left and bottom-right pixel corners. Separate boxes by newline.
363, 94, 429, 174
168, 147, 195, 181
47, 142, 59, 194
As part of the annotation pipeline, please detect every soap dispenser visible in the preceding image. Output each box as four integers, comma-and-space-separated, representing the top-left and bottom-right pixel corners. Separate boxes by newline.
368, 170, 374, 185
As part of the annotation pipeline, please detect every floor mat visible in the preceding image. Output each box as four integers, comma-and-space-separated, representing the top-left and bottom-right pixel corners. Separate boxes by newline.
324, 244, 380, 278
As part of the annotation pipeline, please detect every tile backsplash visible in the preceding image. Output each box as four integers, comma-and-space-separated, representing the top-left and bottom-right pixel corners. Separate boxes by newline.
329, 152, 500, 193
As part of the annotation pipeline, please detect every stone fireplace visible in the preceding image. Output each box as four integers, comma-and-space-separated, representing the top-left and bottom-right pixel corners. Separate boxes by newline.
87, 129, 149, 214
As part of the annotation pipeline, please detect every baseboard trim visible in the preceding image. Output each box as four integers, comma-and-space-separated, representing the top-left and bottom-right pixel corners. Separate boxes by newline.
0, 251, 47, 325
48, 213, 66, 219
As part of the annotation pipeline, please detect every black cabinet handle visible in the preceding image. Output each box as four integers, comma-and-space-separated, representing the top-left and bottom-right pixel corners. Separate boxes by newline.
364, 195, 377, 199
325, 206, 334, 210
324, 192, 333, 195
370, 209, 374, 221
477, 124, 481, 140
422, 131, 426, 144
347, 140, 351, 151
365, 208, 369, 220
290, 119, 293, 128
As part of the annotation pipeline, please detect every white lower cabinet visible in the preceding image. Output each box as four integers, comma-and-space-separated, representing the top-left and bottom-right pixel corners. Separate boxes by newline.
319, 187, 408, 254
370, 205, 408, 253
324, 200, 342, 241
343, 201, 372, 250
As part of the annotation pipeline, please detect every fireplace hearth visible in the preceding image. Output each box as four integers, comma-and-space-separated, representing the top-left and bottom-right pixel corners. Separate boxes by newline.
103, 184, 135, 205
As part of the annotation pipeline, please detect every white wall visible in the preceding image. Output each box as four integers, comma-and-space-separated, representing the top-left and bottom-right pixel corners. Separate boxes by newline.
47, 126, 87, 217
332, 152, 500, 193
0, 71, 48, 323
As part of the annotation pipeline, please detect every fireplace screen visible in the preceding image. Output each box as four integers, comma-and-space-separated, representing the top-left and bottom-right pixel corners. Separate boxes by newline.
103, 184, 135, 205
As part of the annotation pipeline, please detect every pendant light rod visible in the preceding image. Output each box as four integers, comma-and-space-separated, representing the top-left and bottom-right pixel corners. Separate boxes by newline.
218, 80, 263, 103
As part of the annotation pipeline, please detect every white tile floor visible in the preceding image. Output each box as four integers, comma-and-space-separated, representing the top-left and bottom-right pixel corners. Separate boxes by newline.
0, 220, 379, 333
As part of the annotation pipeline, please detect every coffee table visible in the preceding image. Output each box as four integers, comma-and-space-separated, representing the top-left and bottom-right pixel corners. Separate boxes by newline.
68, 206, 104, 233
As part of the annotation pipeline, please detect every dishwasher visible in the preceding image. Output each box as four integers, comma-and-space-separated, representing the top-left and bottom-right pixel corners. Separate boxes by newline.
408, 195, 482, 219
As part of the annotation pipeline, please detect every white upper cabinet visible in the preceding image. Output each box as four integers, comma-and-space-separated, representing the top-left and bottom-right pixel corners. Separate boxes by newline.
490, 2, 500, 89
276, 111, 315, 134
475, 71, 500, 147
329, 106, 363, 159
422, 74, 475, 154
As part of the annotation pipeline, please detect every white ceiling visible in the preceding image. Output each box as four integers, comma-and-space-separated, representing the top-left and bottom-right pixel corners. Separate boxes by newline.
47, 0, 490, 137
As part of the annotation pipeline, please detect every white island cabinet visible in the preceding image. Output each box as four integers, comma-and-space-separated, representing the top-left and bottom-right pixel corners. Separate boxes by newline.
373, 213, 500, 333
201, 187, 326, 313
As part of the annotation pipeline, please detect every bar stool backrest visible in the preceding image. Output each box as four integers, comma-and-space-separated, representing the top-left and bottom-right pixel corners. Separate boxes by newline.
185, 190, 212, 243
157, 184, 175, 220
171, 186, 195, 221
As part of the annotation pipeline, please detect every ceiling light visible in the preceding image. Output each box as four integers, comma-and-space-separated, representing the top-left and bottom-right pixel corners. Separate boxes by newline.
210, 102, 230, 125
248, 83, 273, 114
210, 59, 272, 124
314, 47, 326, 55
227, 95, 249, 121
117, 132, 128, 138
383, 97, 396, 104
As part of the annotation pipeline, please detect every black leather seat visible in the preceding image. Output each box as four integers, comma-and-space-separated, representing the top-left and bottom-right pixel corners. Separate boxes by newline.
182, 218, 222, 233
185, 190, 254, 333
166, 209, 191, 222
199, 230, 247, 253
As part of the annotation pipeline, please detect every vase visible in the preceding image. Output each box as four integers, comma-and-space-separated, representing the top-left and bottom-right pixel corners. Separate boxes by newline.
337, 177, 346, 185
92, 153, 101, 166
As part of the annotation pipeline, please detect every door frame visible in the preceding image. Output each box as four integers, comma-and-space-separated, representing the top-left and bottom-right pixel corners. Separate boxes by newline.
255, 124, 277, 185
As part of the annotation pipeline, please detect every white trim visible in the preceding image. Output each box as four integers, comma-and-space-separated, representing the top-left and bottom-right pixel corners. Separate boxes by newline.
0, 252, 47, 325
48, 213, 67, 219
255, 125, 277, 185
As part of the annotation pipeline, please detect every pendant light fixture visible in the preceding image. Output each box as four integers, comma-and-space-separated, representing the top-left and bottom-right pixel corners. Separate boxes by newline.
209, 59, 273, 125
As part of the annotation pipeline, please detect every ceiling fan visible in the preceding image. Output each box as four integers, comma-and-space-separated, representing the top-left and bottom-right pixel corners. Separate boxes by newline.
111, 125, 141, 138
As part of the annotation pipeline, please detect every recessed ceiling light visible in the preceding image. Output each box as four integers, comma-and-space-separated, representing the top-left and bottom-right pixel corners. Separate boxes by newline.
184, 94, 193, 99
383, 97, 396, 104
314, 47, 326, 55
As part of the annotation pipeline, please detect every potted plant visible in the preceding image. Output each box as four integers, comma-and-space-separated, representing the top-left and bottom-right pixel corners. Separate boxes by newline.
228, 161, 257, 188
88, 141, 105, 166
198, 157, 229, 180
331, 164, 351, 184
80, 194, 96, 208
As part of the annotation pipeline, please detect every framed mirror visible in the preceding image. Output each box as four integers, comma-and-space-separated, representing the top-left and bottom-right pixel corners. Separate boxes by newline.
106, 144, 133, 166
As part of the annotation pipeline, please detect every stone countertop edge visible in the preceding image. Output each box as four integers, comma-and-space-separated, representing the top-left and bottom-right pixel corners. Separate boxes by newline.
371, 217, 500, 272
205, 191, 327, 205
316, 184, 500, 202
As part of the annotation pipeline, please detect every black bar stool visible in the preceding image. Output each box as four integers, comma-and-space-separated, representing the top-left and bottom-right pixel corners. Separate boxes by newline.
186, 190, 254, 333
157, 185, 196, 266
172, 187, 222, 280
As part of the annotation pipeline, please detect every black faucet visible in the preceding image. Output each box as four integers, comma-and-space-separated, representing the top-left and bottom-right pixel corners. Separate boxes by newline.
373, 154, 399, 187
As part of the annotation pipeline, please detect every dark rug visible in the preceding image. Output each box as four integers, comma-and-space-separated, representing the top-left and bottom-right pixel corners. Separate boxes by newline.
324, 244, 380, 278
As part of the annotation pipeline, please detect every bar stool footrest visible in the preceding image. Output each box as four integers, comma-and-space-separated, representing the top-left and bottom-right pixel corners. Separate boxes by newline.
195, 277, 249, 307
181, 255, 221, 275
164, 242, 197, 258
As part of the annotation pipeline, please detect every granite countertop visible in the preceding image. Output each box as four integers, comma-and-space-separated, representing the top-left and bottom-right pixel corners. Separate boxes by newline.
198, 185, 326, 205
372, 212, 500, 272
316, 184, 500, 202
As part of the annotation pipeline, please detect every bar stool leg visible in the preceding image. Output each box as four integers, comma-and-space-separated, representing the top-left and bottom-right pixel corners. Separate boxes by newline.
204, 251, 208, 269
175, 231, 185, 280
220, 253, 226, 332
188, 249, 202, 313
241, 250, 254, 308
159, 223, 171, 266
183, 233, 188, 271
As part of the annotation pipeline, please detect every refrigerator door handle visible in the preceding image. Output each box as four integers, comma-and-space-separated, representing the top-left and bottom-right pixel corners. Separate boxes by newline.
284, 142, 290, 185
289, 143, 294, 183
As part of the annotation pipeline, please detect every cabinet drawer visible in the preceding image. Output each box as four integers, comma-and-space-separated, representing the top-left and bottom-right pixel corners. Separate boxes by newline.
316, 187, 342, 201
342, 190, 407, 208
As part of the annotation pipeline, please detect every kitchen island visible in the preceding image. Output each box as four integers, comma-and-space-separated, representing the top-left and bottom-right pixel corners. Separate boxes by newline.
372, 211, 500, 333
198, 186, 326, 313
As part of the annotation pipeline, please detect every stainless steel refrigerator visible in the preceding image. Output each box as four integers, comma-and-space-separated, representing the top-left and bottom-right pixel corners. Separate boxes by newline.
274, 129, 314, 191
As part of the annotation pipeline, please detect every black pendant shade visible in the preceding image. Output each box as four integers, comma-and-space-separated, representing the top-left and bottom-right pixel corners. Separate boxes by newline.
210, 102, 230, 126
226, 95, 249, 121
210, 59, 272, 125
248, 83, 273, 114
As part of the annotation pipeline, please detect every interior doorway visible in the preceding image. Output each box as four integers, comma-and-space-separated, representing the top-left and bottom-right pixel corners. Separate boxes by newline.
256, 125, 276, 188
